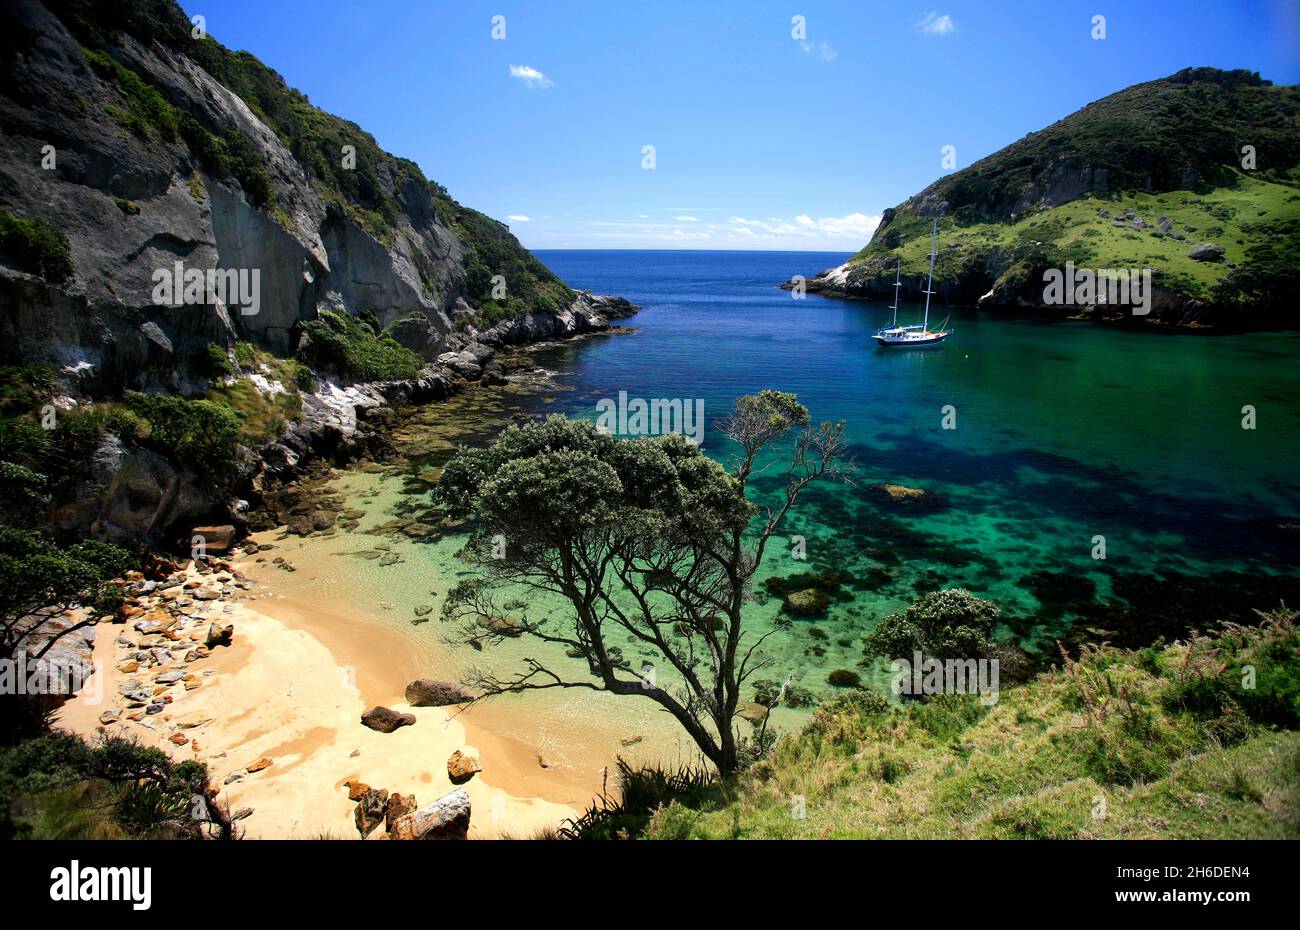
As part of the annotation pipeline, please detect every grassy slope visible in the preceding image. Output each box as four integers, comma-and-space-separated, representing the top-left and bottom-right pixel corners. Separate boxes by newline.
847, 69, 1300, 315
645, 611, 1300, 839
866, 173, 1300, 299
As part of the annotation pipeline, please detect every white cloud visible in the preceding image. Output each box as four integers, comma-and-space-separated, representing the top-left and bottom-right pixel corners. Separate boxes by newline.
794, 212, 881, 238
799, 40, 838, 60
522, 211, 879, 250
915, 13, 957, 36
508, 64, 553, 88
728, 211, 881, 242
507, 214, 531, 222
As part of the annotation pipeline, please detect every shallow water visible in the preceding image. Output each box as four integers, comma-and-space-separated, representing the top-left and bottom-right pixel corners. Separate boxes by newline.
264, 250, 1300, 756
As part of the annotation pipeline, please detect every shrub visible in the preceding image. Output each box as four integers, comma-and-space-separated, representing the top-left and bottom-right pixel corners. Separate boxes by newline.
0, 211, 73, 281
298, 309, 422, 382
202, 343, 233, 377
0, 730, 219, 839
827, 668, 861, 688
122, 391, 242, 475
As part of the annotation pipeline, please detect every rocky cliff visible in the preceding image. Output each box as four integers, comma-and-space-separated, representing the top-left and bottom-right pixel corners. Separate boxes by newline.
786, 69, 1300, 328
0, 0, 635, 549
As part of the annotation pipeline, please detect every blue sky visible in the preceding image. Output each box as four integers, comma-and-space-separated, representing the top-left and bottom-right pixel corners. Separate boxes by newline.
183, 0, 1300, 250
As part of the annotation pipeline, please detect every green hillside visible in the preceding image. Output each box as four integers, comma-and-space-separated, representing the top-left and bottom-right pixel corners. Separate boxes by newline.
835, 69, 1300, 327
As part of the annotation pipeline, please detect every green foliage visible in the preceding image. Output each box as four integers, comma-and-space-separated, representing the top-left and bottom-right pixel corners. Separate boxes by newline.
931, 68, 1297, 225
436, 414, 746, 536
202, 343, 233, 377
862, 588, 1000, 662
0, 730, 213, 838
0, 210, 73, 281
0, 524, 132, 659
442, 200, 575, 320
1212, 217, 1300, 312
847, 69, 1300, 317
80, 45, 178, 141
204, 377, 300, 446
299, 309, 422, 382
122, 391, 242, 475
560, 758, 718, 840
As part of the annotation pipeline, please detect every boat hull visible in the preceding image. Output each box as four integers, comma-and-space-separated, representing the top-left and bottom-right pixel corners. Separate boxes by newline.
874, 332, 950, 348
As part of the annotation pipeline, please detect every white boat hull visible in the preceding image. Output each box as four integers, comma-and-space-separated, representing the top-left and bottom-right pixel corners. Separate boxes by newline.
874, 330, 950, 348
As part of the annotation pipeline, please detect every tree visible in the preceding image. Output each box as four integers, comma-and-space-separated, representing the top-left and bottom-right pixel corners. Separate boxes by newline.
0, 730, 236, 839
0, 526, 133, 663
435, 392, 850, 776
862, 588, 1000, 663
0, 526, 133, 743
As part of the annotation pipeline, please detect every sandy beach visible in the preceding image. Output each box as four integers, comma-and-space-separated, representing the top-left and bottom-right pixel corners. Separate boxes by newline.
56, 555, 600, 839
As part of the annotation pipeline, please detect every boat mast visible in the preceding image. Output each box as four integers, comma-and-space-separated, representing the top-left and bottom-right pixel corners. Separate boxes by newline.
890, 260, 901, 326
922, 218, 937, 331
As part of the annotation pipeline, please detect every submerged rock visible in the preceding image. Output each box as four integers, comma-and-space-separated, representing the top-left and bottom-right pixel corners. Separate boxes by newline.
404, 679, 472, 707
783, 588, 830, 616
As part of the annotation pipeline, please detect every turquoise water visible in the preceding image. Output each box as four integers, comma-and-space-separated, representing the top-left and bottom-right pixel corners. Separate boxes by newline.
521, 250, 1300, 660
264, 249, 1300, 745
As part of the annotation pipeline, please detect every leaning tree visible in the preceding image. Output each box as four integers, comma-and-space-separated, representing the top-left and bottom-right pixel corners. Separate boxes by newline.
434, 391, 849, 775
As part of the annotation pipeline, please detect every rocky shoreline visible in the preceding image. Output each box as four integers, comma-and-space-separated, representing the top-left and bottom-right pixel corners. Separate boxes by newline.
47, 543, 579, 838
69, 292, 636, 556
779, 262, 1233, 332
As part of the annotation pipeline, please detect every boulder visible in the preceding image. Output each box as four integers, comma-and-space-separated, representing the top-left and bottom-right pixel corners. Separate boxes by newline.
404, 679, 473, 707
344, 779, 370, 802
354, 787, 389, 838
869, 483, 932, 503
191, 525, 236, 552
1188, 242, 1226, 262
205, 623, 234, 649
385, 792, 417, 833
447, 750, 482, 784
361, 706, 416, 733
389, 789, 471, 840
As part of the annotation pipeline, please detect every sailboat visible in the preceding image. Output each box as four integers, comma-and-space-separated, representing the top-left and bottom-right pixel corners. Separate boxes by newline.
874, 219, 951, 348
